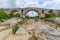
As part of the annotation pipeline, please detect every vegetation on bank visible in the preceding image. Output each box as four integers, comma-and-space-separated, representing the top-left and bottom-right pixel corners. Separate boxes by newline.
44, 10, 60, 18
0, 9, 20, 22
25, 16, 39, 19
45, 13, 57, 18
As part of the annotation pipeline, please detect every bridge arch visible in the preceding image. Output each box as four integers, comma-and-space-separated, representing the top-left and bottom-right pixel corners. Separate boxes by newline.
23, 8, 43, 18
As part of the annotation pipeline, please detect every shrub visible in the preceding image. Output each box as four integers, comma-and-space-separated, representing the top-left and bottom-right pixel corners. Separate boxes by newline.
18, 20, 24, 25
45, 13, 57, 18
0, 9, 15, 21
35, 18, 38, 21
34, 16, 38, 21
14, 13, 20, 17
12, 24, 19, 34
25, 16, 29, 19
0, 9, 20, 21
18, 18, 27, 25
8, 13, 14, 18
0, 9, 9, 21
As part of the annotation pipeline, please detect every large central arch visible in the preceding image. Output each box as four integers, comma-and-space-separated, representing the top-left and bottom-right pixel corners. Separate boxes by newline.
23, 8, 43, 18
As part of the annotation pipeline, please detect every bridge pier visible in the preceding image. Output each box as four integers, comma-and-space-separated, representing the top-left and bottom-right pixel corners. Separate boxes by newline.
18, 9, 24, 18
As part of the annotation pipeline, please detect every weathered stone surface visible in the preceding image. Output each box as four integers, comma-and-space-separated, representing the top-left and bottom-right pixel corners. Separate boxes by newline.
54, 18, 60, 24
0, 18, 21, 27
0, 18, 60, 40
0, 29, 12, 40
1, 18, 18, 25
25, 25, 36, 31
16, 27, 26, 35
47, 18, 60, 24
0, 26, 8, 31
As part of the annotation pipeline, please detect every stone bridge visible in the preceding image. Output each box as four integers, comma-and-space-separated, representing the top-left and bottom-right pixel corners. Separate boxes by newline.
18, 8, 44, 18
4, 8, 57, 18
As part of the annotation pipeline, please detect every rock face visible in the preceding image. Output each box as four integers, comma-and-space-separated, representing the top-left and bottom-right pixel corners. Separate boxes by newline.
0, 18, 60, 40
54, 18, 60, 24
16, 27, 26, 35
48, 18, 60, 24
1, 18, 18, 25
0, 29, 12, 40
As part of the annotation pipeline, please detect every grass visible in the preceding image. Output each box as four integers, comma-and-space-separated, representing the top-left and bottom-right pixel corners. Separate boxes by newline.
12, 23, 19, 34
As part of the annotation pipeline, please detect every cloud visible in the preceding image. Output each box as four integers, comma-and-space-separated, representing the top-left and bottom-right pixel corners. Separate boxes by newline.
0, 0, 60, 9
43, 0, 60, 9
0, 0, 16, 8
16, 0, 40, 8
0, 0, 8, 8
16, 0, 60, 9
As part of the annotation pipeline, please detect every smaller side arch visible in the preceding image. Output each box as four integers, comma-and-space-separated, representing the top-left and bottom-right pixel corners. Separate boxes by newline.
10, 9, 18, 14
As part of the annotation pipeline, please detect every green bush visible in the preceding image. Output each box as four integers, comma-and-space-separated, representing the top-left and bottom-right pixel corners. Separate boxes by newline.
12, 24, 19, 34
8, 13, 14, 18
18, 20, 25, 25
45, 13, 57, 18
0, 9, 9, 21
0, 9, 14, 21
18, 18, 27, 25
14, 13, 20, 17
25, 16, 30, 19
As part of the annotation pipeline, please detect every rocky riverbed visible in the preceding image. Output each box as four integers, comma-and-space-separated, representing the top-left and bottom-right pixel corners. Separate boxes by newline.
0, 17, 60, 40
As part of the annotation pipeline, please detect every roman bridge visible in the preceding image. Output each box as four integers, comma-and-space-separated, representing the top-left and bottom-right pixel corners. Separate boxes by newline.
18, 8, 44, 18
4, 8, 53, 18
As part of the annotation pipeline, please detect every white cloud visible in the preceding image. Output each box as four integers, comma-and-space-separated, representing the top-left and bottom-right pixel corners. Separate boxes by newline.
16, 0, 40, 8
0, 0, 16, 8
15, 0, 60, 9
0, 0, 60, 9
0, 0, 8, 8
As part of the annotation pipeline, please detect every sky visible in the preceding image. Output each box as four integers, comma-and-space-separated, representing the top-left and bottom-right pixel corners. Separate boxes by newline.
0, 0, 60, 17
26, 11, 38, 17
0, 0, 60, 9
